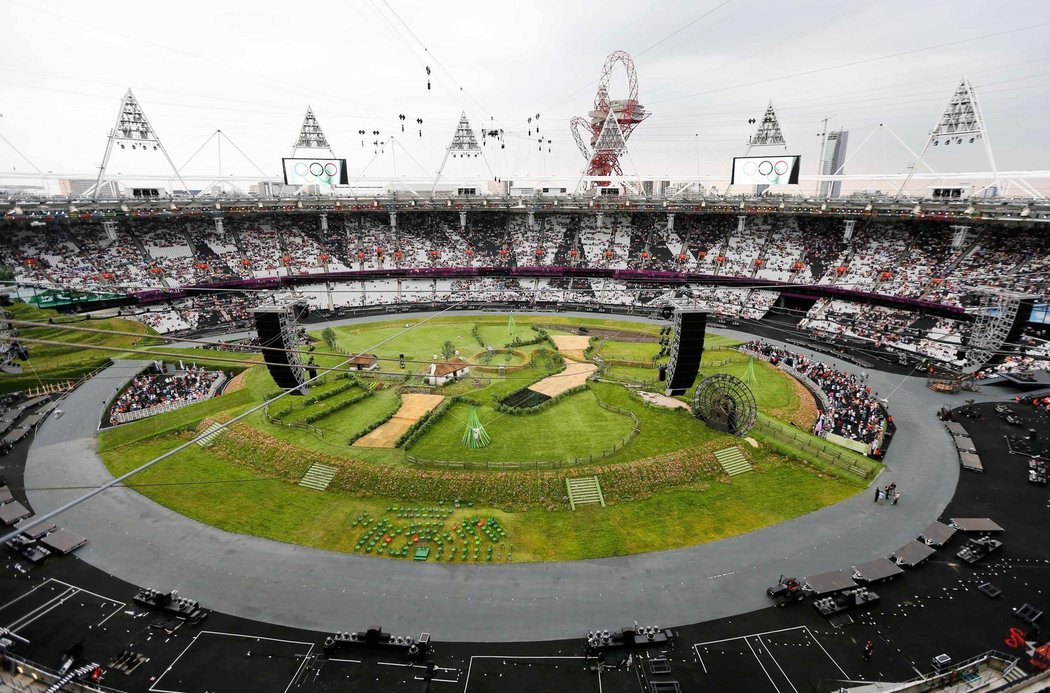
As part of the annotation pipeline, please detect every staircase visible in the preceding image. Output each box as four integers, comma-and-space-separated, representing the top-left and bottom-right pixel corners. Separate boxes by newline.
299, 462, 338, 491
195, 421, 226, 447
714, 447, 753, 476
566, 476, 605, 509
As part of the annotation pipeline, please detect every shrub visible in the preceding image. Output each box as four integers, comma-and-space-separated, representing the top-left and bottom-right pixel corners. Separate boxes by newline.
506, 325, 552, 348
302, 379, 358, 406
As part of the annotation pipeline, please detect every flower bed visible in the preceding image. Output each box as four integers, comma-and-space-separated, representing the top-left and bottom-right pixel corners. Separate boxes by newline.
201, 417, 735, 510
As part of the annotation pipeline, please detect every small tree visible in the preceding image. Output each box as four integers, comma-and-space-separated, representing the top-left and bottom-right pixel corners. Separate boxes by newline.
321, 327, 337, 350
441, 340, 457, 360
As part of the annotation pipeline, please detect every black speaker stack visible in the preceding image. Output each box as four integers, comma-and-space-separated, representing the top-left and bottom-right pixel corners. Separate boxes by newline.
665, 309, 707, 396
252, 300, 311, 394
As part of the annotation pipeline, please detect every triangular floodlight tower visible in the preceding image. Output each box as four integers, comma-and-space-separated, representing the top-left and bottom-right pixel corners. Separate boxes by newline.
89, 89, 189, 200
288, 106, 338, 195
746, 101, 787, 151
740, 100, 790, 194
431, 111, 492, 195
290, 106, 335, 158
578, 112, 642, 195
896, 76, 998, 198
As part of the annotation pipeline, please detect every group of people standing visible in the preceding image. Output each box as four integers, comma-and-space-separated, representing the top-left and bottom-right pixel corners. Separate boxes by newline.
874, 481, 901, 505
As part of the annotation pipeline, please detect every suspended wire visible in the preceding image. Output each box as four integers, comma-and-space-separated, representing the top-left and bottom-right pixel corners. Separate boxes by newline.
5, 280, 1047, 365
643, 0, 889, 99
648, 19, 1050, 105
374, 0, 506, 132
0, 300, 471, 545
5, 0, 386, 116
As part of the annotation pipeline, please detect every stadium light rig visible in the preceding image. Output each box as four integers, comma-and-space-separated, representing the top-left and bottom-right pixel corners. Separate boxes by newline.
570, 50, 650, 181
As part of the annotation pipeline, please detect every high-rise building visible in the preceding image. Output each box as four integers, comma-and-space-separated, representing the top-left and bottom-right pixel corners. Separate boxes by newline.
819, 129, 849, 198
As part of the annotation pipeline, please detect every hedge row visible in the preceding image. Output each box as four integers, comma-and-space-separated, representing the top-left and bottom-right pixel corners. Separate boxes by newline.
471, 322, 485, 348
505, 325, 552, 348
302, 377, 359, 406
397, 397, 455, 448
200, 420, 738, 510
493, 383, 589, 415
299, 390, 374, 424
346, 393, 403, 445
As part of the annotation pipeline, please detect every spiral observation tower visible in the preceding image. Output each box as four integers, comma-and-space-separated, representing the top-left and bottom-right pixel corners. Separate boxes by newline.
570, 50, 650, 179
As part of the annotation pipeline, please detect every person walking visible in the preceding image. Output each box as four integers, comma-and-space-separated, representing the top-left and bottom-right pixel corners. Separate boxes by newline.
863, 640, 874, 662
892, 491, 901, 505
874, 487, 881, 503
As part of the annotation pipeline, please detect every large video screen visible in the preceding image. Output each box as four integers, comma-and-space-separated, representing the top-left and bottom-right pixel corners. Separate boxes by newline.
282, 158, 348, 187
731, 155, 801, 185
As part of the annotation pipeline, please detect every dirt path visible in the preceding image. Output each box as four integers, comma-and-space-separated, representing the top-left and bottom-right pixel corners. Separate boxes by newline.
353, 393, 445, 448
550, 335, 591, 362
527, 362, 597, 397
637, 390, 690, 410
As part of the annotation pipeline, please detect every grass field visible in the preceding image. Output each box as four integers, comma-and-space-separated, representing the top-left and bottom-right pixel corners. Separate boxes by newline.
99, 423, 859, 561
593, 339, 663, 363
0, 302, 156, 395
409, 389, 634, 463
85, 312, 874, 561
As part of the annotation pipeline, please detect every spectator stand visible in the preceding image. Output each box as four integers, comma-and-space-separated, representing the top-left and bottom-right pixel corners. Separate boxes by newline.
106, 363, 226, 426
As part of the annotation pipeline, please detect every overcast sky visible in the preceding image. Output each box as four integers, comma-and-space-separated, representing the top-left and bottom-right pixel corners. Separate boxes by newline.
2, 0, 1050, 189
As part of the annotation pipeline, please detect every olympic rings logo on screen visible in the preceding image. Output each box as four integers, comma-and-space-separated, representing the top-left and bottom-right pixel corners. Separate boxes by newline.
291, 160, 340, 185
740, 158, 792, 183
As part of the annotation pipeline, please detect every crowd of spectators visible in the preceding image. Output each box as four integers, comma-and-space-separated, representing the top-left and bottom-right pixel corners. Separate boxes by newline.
744, 339, 887, 452
4, 212, 1047, 306
108, 365, 223, 424
130, 293, 254, 334
4, 211, 1048, 372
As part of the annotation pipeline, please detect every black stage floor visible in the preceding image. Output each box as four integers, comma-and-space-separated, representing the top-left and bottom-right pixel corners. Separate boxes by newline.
1, 401, 1048, 691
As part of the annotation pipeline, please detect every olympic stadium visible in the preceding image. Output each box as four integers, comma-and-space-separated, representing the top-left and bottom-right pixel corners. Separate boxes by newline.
1, 2, 1050, 691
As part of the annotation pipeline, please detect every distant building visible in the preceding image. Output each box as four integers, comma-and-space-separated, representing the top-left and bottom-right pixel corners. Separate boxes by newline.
819, 129, 849, 198
425, 358, 470, 386
58, 179, 120, 198
59, 179, 96, 197
348, 354, 380, 371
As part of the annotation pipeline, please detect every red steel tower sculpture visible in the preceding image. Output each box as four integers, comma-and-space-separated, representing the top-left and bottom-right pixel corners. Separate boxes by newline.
570, 50, 650, 180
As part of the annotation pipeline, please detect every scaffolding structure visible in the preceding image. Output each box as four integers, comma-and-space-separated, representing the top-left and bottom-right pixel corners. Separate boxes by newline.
963, 288, 1037, 373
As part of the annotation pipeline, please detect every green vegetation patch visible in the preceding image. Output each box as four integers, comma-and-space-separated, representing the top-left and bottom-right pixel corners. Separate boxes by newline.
91, 314, 871, 561
0, 302, 154, 394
